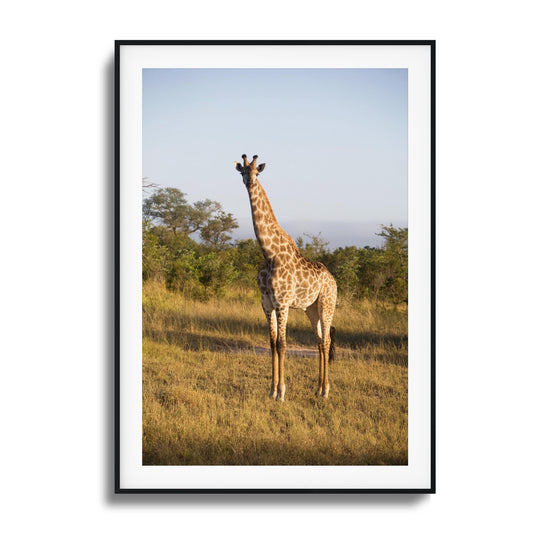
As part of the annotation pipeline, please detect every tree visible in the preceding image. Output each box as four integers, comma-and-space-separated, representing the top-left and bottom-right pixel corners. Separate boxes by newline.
377, 224, 408, 304
185, 199, 222, 235
352, 246, 386, 301
143, 187, 189, 234
196, 252, 237, 298
142, 177, 158, 196
142, 187, 408, 304
143, 187, 238, 248
200, 211, 238, 250
230, 239, 265, 288
378, 224, 408, 254
296, 232, 330, 261
142, 220, 170, 281
328, 246, 360, 299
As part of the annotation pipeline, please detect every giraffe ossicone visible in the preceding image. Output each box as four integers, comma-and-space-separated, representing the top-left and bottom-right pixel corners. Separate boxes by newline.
235, 154, 337, 401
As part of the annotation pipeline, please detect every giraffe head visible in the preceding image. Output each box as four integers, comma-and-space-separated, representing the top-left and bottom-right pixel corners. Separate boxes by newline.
234, 154, 265, 188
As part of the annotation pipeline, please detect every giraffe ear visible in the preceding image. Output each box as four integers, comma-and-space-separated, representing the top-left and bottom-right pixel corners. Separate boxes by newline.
234, 162, 243, 172
257, 163, 266, 173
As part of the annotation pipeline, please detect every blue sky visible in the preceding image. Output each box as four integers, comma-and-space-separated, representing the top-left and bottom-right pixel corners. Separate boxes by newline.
143, 68, 407, 248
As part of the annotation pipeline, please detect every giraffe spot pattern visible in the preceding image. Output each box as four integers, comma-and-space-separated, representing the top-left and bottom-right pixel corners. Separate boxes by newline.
237, 154, 337, 399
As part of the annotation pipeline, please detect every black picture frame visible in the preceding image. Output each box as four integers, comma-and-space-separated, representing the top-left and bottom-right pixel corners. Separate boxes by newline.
115, 40, 435, 494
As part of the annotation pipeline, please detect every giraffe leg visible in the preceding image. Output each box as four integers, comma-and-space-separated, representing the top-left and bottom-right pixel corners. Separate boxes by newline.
260, 294, 278, 399
266, 309, 278, 399
318, 286, 336, 399
275, 306, 289, 402
258, 268, 279, 399
321, 325, 331, 398
305, 300, 325, 396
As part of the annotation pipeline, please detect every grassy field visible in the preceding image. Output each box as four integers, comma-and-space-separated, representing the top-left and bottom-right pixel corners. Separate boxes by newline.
142, 281, 408, 465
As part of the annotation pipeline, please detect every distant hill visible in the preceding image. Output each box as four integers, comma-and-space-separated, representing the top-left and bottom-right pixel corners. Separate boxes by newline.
232, 219, 408, 249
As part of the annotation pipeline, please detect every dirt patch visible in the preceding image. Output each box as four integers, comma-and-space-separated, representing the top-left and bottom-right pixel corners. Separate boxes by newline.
228, 345, 357, 358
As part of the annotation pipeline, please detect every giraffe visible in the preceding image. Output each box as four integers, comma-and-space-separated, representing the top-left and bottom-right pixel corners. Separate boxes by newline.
234, 154, 337, 401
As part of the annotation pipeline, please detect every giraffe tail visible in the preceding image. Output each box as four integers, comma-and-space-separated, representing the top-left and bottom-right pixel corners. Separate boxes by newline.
328, 326, 336, 362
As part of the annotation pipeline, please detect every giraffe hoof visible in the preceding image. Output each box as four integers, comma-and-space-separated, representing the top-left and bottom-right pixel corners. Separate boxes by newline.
269, 389, 277, 399
277, 384, 286, 402
315, 387, 323, 396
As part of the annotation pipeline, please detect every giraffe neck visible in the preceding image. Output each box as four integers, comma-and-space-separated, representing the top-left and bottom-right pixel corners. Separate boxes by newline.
247, 180, 299, 261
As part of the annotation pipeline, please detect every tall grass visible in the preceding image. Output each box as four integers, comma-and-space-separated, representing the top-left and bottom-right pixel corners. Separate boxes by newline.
143, 281, 407, 465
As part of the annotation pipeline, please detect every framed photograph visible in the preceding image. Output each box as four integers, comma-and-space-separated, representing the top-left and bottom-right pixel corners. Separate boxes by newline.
115, 40, 435, 493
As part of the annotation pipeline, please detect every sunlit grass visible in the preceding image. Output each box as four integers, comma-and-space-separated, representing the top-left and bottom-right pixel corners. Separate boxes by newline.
143, 280, 407, 465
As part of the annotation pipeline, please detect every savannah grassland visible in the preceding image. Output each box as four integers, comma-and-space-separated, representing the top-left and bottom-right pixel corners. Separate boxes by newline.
142, 280, 407, 465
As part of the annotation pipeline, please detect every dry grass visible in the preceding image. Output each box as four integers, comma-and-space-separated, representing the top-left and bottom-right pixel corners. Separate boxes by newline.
143, 281, 407, 465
